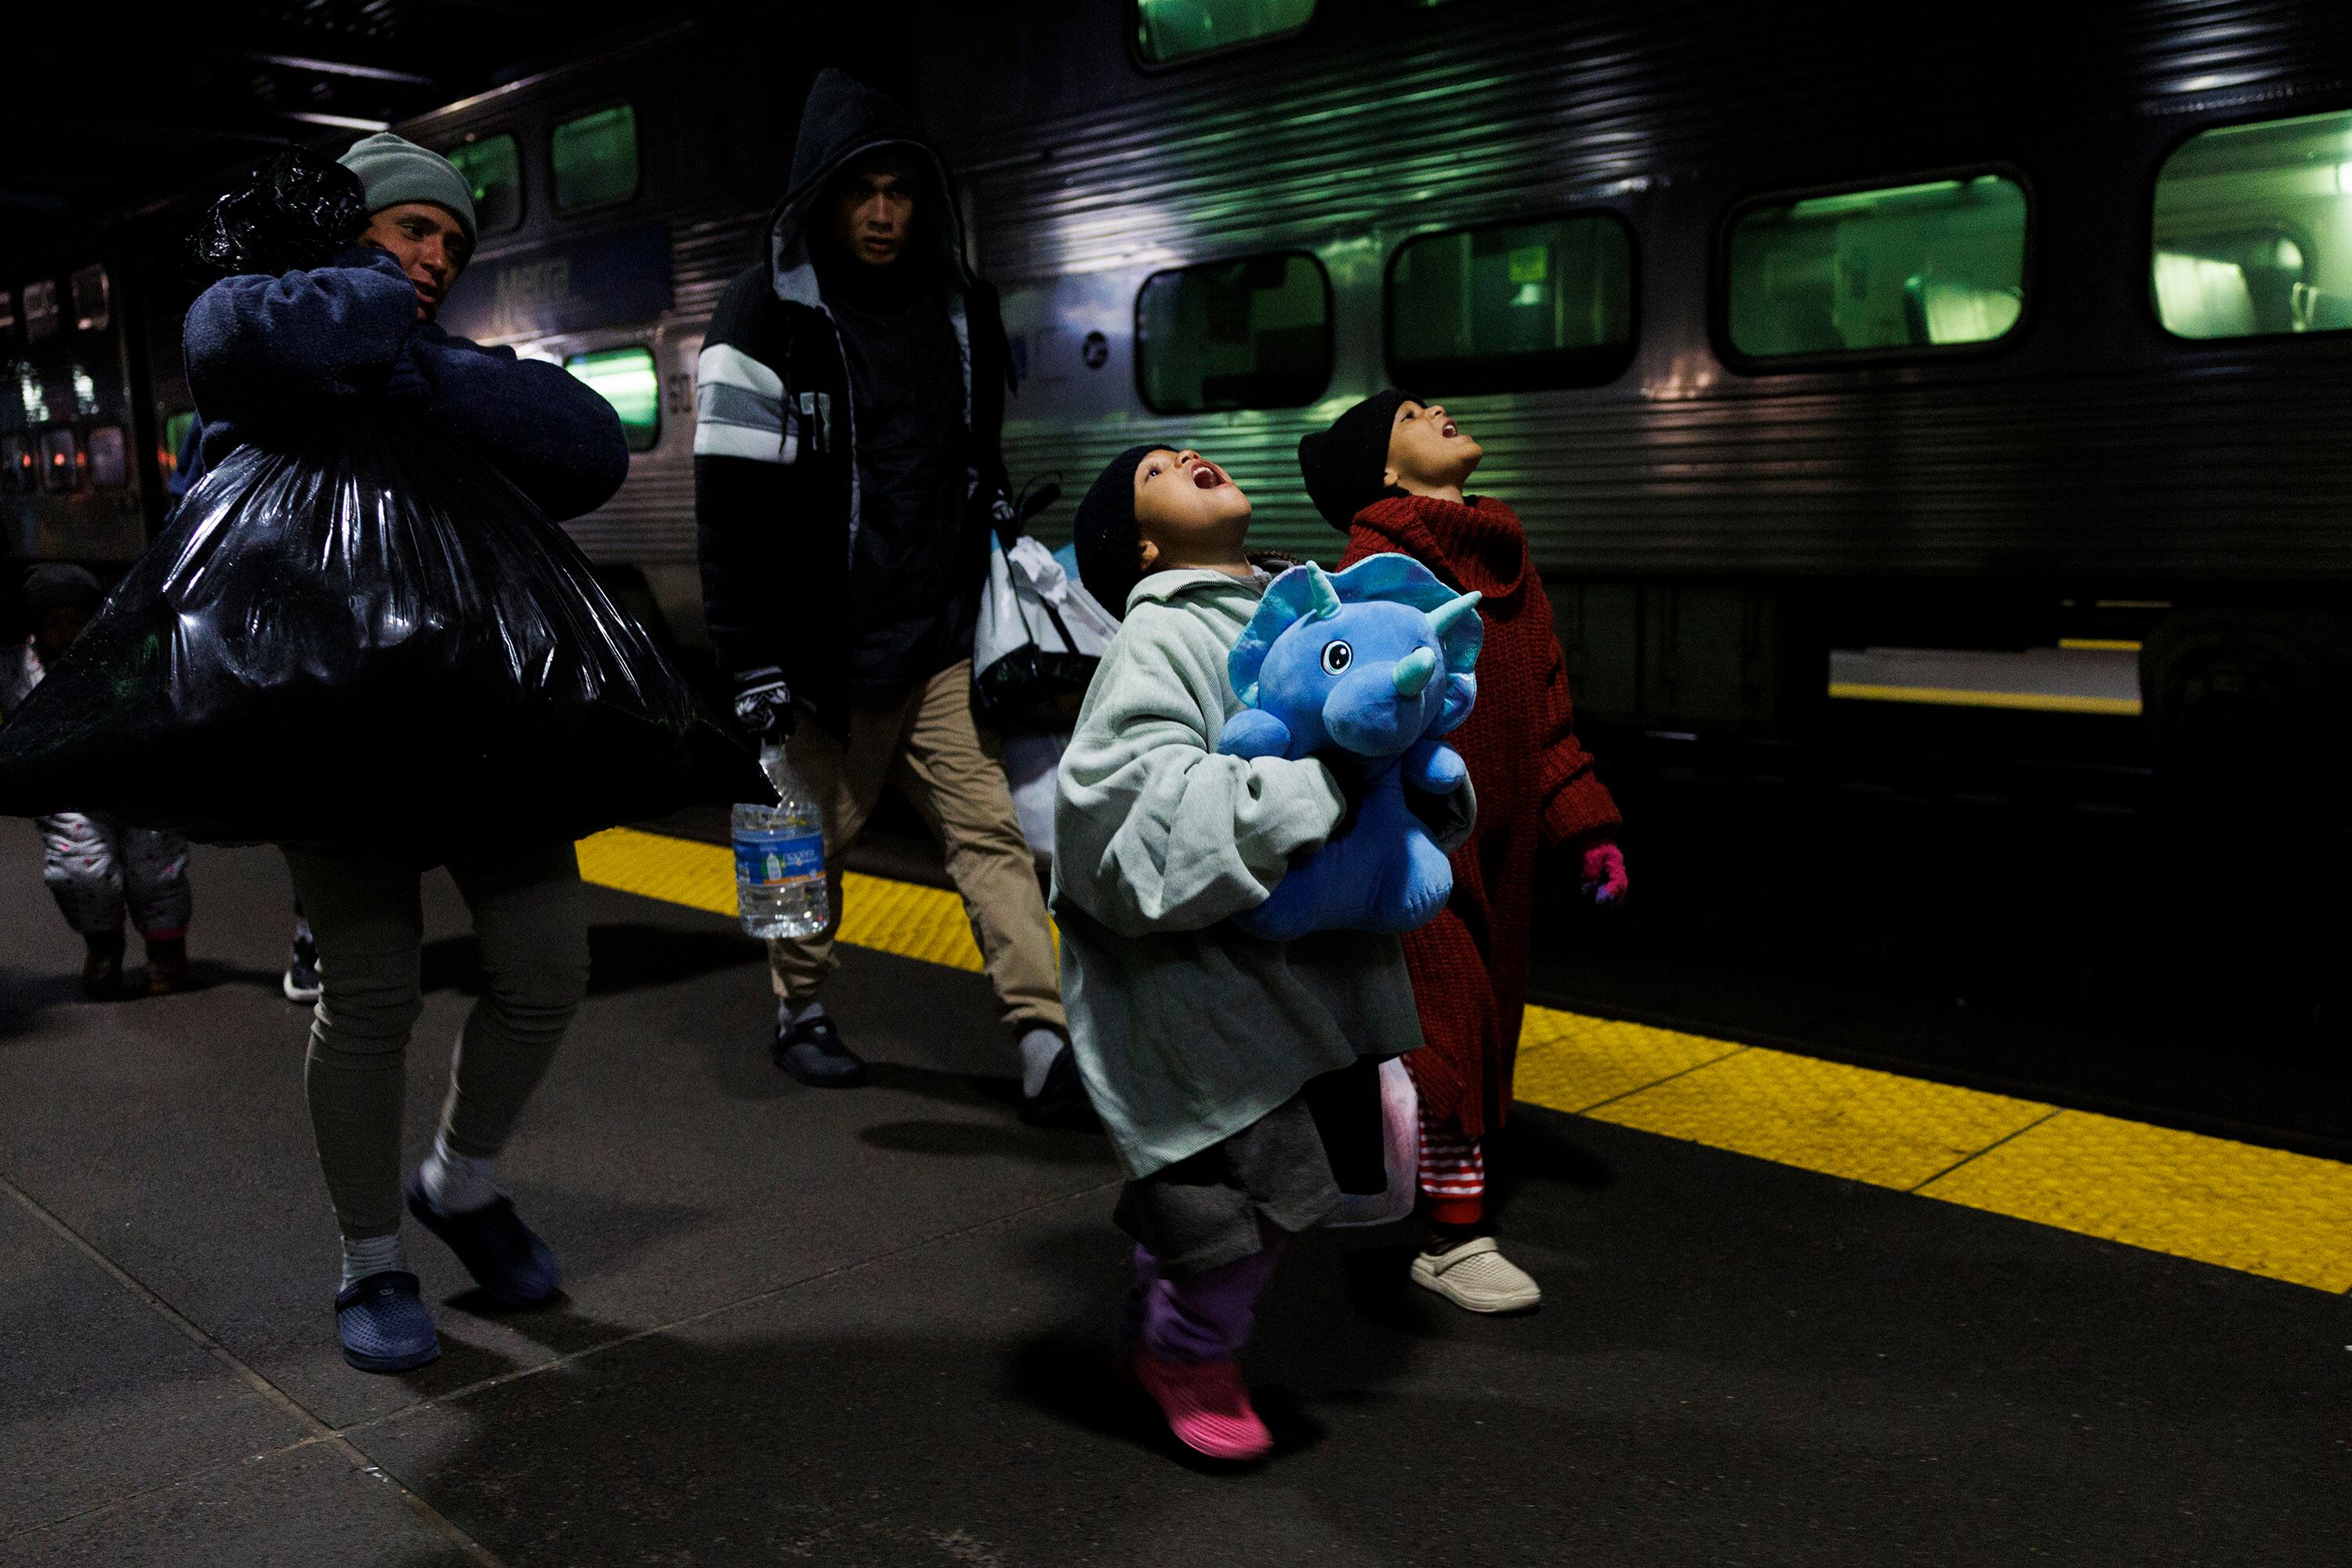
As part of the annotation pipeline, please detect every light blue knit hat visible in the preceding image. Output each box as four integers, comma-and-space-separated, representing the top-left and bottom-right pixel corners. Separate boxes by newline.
336, 132, 477, 245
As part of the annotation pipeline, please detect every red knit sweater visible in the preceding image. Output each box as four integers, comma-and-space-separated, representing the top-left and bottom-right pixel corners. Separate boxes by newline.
1338, 495, 1621, 1138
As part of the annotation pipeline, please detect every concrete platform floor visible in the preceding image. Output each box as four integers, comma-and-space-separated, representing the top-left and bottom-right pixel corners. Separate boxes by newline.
2, 829, 2346, 1566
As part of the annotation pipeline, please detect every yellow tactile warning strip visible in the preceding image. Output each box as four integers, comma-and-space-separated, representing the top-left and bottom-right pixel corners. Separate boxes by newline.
577, 826, 988, 971
579, 826, 2352, 1294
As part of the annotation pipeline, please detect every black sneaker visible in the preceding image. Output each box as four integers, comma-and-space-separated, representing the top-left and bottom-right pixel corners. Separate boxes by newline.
283, 933, 321, 1004
1019, 1040, 1098, 1131
773, 1012, 868, 1087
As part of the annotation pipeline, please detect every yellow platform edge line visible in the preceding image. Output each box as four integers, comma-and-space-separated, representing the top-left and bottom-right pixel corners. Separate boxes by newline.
1827, 682, 2143, 716
579, 826, 2350, 1294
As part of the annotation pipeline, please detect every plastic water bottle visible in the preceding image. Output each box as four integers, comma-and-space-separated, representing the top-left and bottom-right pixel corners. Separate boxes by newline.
734, 743, 828, 938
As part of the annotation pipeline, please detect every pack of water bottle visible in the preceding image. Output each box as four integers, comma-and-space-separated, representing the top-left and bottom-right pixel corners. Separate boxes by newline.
734, 743, 828, 938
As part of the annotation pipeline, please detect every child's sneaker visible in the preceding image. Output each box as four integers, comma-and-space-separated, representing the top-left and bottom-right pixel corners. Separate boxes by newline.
143, 937, 190, 995
81, 932, 125, 1000
1410, 1234, 1542, 1314
282, 931, 321, 1004
1131, 1351, 1273, 1461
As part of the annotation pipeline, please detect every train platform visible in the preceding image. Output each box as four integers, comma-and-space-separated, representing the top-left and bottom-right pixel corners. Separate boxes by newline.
2, 823, 2347, 1566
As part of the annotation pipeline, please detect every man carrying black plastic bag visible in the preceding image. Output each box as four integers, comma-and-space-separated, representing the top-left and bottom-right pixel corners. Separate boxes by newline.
191, 136, 626, 1373
31, 138, 649, 1374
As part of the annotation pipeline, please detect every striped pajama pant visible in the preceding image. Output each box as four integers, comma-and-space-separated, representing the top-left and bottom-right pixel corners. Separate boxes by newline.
1417, 1099, 1486, 1227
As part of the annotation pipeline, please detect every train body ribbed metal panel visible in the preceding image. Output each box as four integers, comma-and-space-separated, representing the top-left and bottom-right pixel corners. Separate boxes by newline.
365, 0, 2352, 586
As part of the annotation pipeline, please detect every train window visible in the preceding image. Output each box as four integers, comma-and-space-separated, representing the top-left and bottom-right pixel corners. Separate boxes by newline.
16, 363, 49, 424
162, 409, 196, 477
551, 103, 640, 213
39, 428, 79, 492
71, 265, 109, 333
0, 290, 15, 343
2151, 107, 2352, 339
446, 133, 524, 236
1725, 172, 2027, 361
565, 347, 659, 452
1, 435, 27, 493
1388, 214, 1635, 393
1134, 252, 1332, 412
24, 280, 60, 345
1134, 0, 1314, 64
87, 424, 127, 488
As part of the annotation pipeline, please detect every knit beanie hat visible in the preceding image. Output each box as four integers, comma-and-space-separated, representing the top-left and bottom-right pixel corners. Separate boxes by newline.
1297, 388, 1414, 531
336, 133, 477, 245
1073, 444, 1160, 619
23, 564, 103, 618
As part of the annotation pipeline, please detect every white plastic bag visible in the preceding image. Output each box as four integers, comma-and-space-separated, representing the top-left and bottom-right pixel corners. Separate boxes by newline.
973, 535, 1119, 729
1326, 1058, 1421, 1228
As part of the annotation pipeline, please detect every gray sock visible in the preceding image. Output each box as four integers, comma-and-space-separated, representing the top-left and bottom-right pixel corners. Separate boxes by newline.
1018, 1025, 1065, 1099
419, 1129, 499, 1214
779, 997, 827, 1030
340, 1232, 406, 1290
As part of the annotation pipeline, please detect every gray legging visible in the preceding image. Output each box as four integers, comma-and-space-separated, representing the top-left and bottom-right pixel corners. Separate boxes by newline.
281, 842, 590, 1240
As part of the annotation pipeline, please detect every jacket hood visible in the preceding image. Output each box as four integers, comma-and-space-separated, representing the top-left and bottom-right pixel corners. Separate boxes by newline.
768, 67, 970, 307
1125, 566, 1269, 615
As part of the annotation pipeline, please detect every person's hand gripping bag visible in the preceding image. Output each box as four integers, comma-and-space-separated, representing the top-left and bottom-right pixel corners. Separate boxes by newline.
0, 412, 765, 859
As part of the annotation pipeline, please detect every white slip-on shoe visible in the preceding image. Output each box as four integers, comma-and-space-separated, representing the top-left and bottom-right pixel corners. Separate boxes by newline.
1410, 1235, 1543, 1314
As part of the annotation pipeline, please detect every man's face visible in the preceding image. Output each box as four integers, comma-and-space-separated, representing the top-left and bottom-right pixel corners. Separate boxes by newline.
361, 201, 471, 321
1385, 399, 1483, 492
32, 604, 91, 662
1133, 448, 1251, 574
830, 163, 917, 268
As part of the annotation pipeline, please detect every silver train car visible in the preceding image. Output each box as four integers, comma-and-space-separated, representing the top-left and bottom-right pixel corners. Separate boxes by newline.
22, 0, 2352, 779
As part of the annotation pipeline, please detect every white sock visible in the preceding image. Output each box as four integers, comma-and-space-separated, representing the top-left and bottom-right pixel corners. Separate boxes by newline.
341, 1232, 406, 1290
1018, 1025, 1065, 1098
779, 997, 827, 1029
419, 1129, 500, 1214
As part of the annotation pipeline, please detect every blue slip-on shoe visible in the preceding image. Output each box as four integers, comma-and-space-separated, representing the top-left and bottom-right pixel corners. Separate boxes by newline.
405, 1179, 563, 1308
334, 1270, 441, 1374
771, 1013, 869, 1087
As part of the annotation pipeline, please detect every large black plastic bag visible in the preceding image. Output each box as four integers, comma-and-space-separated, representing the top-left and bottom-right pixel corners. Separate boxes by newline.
0, 412, 764, 859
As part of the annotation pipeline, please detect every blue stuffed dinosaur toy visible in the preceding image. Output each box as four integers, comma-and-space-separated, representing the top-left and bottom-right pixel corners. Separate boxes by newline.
1219, 555, 1482, 942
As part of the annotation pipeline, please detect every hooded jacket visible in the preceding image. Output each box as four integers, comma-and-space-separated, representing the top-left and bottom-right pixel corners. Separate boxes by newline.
180, 248, 627, 521
693, 69, 1015, 735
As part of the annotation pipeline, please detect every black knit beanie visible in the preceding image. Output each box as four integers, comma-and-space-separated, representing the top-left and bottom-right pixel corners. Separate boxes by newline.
22, 564, 103, 619
1297, 388, 1414, 531
1073, 443, 1159, 619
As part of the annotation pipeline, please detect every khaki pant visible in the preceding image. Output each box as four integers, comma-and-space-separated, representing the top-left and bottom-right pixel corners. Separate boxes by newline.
283, 843, 589, 1240
771, 659, 1064, 1036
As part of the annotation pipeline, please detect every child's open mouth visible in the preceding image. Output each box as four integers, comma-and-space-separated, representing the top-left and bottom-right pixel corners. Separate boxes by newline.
1192, 464, 1225, 489
1439, 420, 1459, 438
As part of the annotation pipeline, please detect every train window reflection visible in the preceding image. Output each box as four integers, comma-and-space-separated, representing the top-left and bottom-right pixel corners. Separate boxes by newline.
552, 103, 640, 212
446, 133, 524, 235
2152, 108, 2352, 339
17, 362, 49, 424
566, 347, 659, 452
1726, 173, 2027, 361
39, 428, 79, 493
71, 265, 109, 333
1134, 0, 1315, 64
1388, 214, 1635, 393
1, 436, 27, 493
24, 280, 60, 345
1134, 252, 1331, 413
87, 424, 127, 488
2, 290, 17, 343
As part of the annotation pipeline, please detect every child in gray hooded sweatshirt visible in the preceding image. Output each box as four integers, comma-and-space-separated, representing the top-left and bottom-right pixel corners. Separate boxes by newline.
1054, 442, 1472, 1462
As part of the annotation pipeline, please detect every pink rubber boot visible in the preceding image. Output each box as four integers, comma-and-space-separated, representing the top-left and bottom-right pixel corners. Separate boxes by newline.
1131, 1351, 1273, 1461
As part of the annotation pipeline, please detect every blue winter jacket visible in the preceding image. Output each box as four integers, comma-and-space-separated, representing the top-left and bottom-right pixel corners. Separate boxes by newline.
180, 249, 629, 521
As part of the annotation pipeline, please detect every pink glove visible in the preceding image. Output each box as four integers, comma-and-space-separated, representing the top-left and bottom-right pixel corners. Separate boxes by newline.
1581, 842, 1628, 906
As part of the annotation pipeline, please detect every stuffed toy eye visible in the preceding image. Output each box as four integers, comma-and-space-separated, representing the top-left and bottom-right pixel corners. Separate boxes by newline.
1320, 641, 1353, 675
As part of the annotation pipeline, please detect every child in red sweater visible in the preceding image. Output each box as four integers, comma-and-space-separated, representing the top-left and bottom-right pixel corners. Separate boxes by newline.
1298, 390, 1628, 1314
